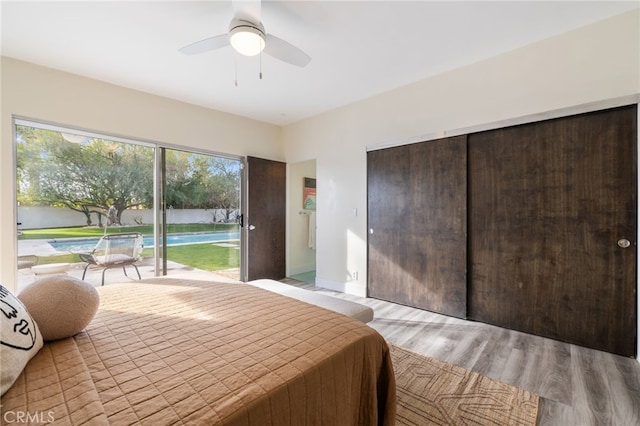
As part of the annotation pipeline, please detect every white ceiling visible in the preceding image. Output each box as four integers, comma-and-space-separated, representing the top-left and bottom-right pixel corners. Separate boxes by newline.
2, 1, 638, 126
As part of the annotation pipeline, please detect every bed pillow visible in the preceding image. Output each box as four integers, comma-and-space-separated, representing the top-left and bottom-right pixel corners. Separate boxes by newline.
18, 275, 100, 342
1, 285, 43, 396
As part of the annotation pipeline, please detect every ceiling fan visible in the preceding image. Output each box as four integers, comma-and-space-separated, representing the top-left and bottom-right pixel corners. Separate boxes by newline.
179, 0, 311, 68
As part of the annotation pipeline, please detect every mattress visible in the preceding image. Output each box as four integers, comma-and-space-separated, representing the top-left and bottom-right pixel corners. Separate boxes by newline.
1, 278, 395, 425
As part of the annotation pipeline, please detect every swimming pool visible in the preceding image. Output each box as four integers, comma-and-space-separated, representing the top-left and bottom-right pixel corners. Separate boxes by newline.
48, 231, 240, 253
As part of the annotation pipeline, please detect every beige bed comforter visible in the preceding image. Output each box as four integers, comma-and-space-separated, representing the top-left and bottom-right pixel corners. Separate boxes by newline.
2, 278, 395, 425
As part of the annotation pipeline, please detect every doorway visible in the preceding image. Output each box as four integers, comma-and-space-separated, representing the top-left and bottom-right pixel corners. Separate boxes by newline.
287, 159, 316, 284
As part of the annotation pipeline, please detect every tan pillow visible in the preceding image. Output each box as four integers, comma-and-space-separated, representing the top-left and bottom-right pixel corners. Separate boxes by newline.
1, 285, 44, 396
18, 275, 100, 342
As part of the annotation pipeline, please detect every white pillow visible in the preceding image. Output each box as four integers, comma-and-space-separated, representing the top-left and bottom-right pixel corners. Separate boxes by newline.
18, 275, 99, 341
0, 285, 43, 396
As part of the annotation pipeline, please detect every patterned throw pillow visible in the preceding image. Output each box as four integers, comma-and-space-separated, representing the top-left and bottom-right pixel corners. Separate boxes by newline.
0, 285, 43, 396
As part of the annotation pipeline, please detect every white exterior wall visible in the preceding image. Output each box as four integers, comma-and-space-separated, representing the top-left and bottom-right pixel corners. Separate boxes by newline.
16, 207, 239, 229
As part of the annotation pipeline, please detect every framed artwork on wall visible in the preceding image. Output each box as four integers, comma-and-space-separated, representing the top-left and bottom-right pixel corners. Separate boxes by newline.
303, 177, 316, 210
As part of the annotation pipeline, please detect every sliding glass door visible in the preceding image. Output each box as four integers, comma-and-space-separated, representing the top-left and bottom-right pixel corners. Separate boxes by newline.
159, 148, 241, 280
15, 120, 242, 288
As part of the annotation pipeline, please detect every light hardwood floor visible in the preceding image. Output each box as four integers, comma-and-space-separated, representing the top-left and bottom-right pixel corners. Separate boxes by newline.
282, 278, 640, 426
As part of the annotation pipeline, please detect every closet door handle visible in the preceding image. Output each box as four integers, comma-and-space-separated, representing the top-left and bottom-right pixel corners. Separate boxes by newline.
617, 238, 631, 248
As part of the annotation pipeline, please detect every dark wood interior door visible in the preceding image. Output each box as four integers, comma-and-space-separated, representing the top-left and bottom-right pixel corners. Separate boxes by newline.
368, 135, 467, 318
247, 156, 286, 281
468, 105, 637, 356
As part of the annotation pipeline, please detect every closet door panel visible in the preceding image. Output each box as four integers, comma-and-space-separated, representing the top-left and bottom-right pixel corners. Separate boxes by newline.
468, 105, 637, 356
368, 135, 467, 318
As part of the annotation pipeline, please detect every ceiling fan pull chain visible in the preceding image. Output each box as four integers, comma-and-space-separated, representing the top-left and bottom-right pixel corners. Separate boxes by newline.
259, 50, 263, 80
235, 53, 239, 87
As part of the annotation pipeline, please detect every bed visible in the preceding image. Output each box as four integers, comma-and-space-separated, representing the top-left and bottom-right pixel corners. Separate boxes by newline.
1, 277, 396, 425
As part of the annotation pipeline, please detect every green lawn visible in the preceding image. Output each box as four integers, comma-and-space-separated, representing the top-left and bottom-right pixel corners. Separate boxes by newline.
163, 245, 239, 270
21, 224, 239, 271
36, 253, 84, 265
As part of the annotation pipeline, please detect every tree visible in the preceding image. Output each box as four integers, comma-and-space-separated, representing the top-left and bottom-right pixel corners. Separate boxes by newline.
205, 157, 241, 221
164, 150, 197, 209
16, 126, 47, 207
18, 126, 154, 224
164, 152, 240, 216
17, 126, 241, 224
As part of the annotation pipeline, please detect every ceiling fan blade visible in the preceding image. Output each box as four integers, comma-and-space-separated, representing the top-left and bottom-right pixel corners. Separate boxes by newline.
232, 0, 261, 23
179, 34, 229, 55
264, 34, 311, 67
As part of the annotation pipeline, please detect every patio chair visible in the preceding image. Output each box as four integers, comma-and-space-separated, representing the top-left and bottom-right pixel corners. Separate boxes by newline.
79, 232, 144, 286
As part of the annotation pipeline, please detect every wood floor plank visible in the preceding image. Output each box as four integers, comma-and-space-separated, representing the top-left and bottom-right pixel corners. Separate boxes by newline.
601, 352, 640, 424
281, 278, 640, 426
536, 398, 575, 426
569, 345, 604, 425
504, 347, 572, 407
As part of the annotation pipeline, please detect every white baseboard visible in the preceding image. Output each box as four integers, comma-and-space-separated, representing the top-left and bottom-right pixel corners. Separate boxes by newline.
315, 277, 367, 297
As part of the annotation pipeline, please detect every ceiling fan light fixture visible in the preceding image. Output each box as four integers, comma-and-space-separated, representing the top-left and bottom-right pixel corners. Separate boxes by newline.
229, 21, 265, 56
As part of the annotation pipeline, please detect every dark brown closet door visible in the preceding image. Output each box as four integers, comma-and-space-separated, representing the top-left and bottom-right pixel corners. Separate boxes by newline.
368, 135, 467, 318
247, 156, 286, 281
468, 105, 637, 356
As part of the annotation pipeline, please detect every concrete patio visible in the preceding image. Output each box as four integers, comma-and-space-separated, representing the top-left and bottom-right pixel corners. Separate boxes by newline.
17, 255, 240, 293
16, 237, 241, 292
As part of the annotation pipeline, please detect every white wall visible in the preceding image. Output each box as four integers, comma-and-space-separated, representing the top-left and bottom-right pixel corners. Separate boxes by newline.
282, 9, 640, 306
287, 159, 316, 276
1, 57, 283, 293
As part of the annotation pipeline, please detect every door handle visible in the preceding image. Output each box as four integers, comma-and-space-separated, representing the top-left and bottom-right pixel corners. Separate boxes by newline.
618, 238, 631, 248
249, 225, 256, 231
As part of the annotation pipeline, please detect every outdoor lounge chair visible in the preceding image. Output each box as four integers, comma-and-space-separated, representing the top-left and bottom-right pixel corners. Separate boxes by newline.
79, 232, 144, 286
